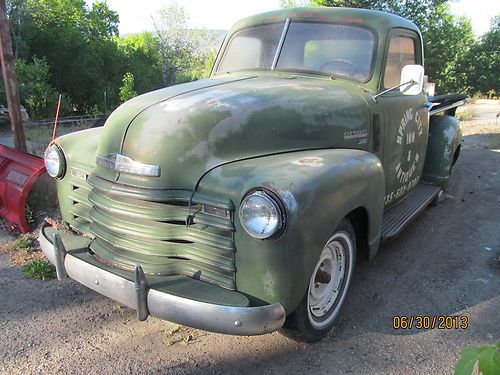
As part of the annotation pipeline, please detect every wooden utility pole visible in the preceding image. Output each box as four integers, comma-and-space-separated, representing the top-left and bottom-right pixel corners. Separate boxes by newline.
0, 0, 26, 152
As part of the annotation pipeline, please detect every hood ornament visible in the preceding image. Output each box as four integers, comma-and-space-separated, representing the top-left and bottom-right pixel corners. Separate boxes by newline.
96, 153, 161, 177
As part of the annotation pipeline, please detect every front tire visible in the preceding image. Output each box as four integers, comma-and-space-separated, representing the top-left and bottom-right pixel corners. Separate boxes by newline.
282, 219, 356, 342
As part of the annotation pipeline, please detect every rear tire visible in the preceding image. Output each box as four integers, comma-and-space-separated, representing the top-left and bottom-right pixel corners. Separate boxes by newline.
281, 219, 356, 342
431, 145, 460, 206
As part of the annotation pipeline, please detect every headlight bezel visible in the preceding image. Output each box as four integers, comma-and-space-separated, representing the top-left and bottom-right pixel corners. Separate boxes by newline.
238, 188, 286, 240
44, 143, 66, 179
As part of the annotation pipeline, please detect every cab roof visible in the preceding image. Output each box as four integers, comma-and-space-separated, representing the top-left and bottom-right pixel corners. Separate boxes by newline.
229, 7, 419, 35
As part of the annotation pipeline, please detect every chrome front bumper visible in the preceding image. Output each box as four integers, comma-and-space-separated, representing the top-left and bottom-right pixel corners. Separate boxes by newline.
39, 227, 286, 336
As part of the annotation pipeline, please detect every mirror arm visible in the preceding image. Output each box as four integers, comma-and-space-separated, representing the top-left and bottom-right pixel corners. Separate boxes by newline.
372, 80, 416, 102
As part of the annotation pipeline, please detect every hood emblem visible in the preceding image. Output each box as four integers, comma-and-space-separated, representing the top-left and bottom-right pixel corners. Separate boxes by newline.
96, 153, 161, 177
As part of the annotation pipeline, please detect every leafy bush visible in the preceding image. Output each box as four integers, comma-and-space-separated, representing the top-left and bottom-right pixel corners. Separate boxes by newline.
21, 259, 56, 280
455, 341, 500, 375
15, 57, 58, 119
119, 72, 137, 103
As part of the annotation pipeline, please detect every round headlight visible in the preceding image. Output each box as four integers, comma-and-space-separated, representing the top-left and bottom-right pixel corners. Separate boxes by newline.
44, 144, 65, 178
239, 190, 283, 239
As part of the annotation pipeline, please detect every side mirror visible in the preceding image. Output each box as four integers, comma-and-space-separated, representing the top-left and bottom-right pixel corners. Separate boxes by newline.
400, 65, 424, 95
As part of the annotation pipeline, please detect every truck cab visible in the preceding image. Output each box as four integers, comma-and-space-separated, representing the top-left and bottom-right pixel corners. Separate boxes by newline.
40, 7, 464, 342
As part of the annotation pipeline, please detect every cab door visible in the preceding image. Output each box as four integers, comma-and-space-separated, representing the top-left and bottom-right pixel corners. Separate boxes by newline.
377, 29, 429, 207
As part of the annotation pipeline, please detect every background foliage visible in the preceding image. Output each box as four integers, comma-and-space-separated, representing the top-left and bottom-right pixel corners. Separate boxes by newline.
1, 0, 498, 119
2, 0, 218, 118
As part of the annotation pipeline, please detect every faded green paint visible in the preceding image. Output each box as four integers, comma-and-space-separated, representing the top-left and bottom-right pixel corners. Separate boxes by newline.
116, 76, 373, 190
197, 149, 384, 310
54, 127, 100, 233
48, 7, 460, 316
422, 115, 462, 186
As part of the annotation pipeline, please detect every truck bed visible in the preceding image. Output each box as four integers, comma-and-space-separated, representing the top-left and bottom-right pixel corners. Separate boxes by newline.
428, 94, 467, 116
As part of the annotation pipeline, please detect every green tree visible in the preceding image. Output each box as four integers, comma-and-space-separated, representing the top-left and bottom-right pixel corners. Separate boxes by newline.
10, 0, 122, 113
422, 4, 474, 93
116, 32, 163, 94
184, 48, 217, 82
280, 0, 313, 7
153, 3, 218, 86
15, 57, 58, 119
311, 0, 378, 7
458, 16, 500, 95
119, 72, 137, 103
87, 0, 119, 39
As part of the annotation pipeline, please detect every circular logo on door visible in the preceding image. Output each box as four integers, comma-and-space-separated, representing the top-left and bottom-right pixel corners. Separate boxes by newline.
395, 108, 424, 184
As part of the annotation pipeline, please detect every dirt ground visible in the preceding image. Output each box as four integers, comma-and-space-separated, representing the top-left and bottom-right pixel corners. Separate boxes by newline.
0, 102, 499, 375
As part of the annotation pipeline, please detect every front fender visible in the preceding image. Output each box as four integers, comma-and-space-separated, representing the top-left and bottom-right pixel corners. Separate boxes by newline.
422, 115, 462, 187
197, 149, 384, 313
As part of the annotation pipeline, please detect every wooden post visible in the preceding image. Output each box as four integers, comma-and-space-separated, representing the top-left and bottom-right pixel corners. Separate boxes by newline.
0, 0, 26, 152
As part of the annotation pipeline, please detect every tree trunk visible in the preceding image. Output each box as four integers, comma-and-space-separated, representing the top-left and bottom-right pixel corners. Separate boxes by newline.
0, 0, 26, 152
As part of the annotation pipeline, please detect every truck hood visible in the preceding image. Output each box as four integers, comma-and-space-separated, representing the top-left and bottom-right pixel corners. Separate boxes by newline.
96, 75, 371, 190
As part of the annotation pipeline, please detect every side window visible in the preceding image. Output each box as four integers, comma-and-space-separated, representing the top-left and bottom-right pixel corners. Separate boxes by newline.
383, 35, 416, 88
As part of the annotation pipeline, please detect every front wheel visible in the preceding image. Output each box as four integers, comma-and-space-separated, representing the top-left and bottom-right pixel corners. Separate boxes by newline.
282, 219, 356, 342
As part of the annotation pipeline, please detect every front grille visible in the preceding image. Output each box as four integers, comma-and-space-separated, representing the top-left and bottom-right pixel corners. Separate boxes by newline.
86, 174, 236, 290
66, 166, 92, 234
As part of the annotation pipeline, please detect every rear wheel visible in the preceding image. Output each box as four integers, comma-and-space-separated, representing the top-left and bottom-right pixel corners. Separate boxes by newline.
432, 145, 460, 205
282, 219, 356, 342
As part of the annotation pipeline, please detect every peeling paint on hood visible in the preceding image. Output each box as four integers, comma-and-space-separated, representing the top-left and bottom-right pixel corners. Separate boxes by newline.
96, 74, 372, 190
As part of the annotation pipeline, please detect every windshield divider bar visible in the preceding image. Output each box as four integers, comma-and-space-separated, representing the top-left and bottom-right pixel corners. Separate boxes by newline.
271, 18, 291, 71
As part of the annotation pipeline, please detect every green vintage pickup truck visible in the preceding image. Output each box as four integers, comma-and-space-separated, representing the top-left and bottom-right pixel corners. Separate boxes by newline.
41, 7, 465, 342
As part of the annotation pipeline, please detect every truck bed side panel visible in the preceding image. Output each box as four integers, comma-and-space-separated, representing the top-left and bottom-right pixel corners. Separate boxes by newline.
422, 115, 462, 187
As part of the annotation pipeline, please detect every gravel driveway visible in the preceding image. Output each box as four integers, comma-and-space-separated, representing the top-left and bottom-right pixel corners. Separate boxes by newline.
1, 111, 499, 374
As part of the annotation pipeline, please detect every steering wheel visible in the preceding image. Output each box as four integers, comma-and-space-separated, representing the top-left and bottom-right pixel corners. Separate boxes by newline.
319, 59, 361, 77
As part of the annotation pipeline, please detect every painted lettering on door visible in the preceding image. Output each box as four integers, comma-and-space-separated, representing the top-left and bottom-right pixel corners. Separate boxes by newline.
385, 108, 425, 205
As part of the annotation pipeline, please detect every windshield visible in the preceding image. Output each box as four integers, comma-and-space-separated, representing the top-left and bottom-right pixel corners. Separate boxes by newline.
216, 21, 376, 82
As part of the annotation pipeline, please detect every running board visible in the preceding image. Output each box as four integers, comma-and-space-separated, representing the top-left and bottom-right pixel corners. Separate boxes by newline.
381, 184, 441, 241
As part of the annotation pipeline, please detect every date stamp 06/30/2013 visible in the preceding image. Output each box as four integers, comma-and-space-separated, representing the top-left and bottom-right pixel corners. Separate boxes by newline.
392, 315, 470, 330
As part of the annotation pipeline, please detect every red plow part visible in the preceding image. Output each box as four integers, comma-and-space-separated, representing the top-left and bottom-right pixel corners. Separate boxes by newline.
0, 145, 46, 233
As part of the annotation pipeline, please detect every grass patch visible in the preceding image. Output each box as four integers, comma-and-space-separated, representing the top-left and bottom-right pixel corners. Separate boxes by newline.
26, 122, 95, 157
1, 232, 56, 280
24, 126, 53, 145
10, 234, 34, 251
25, 122, 93, 145
21, 259, 56, 280
0, 233, 45, 266
456, 107, 475, 121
